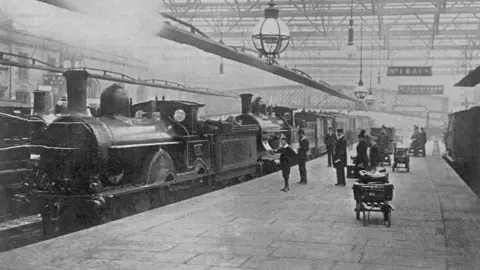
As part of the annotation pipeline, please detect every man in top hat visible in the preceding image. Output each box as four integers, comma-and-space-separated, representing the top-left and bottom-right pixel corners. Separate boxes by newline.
324, 127, 337, 167
297, 129, 310, 184
334, 128, 347, 186
378, 125, 389, 166
369, 136, 380, 170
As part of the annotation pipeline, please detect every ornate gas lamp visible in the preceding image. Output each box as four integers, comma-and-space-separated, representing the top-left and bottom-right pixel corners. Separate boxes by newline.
251, 0, 291, 64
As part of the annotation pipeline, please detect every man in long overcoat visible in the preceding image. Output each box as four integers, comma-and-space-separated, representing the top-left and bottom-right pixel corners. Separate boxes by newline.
324, 127, 337, 167
334, 129, 347, 186
297, 129, 310, 184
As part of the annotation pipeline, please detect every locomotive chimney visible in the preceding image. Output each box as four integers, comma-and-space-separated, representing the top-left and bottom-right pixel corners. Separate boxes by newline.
33, 91, 47, 116
260, 103, 267, 115
63, 70, 90, 115
240, 94, 253, 115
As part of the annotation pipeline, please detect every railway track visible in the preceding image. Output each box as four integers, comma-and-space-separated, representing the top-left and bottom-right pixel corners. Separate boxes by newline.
0, 175, 247, 253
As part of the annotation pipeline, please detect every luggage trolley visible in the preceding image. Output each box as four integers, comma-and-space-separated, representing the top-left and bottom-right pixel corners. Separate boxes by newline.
392, 147, 410, 172
353, 171, 394, 227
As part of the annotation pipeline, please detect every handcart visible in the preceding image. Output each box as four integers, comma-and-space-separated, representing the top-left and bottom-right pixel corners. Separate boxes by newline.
353, 173, 394, 227
392, 147, 410, 172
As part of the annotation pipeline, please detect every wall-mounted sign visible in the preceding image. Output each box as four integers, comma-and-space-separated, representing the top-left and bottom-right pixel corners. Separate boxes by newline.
43, 74, 65, 85
398, 85, 444, 95
387, 66, 432, 76
37, 85, 53, 92
393, 105, 426, 112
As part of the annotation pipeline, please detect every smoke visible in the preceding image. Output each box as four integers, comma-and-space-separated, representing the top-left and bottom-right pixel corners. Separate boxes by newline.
2, 0, 167, 62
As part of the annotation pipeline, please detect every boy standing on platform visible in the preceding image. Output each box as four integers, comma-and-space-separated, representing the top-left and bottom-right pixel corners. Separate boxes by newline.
275, 138, 296, 192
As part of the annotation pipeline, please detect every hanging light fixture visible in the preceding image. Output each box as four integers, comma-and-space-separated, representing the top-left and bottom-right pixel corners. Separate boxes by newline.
219, 10, 225, 74
219, 40, 225, 74
346, 0, 357, 59
252, 0, 291, 65
364, 9, 377, 108
353, 16, 368, 100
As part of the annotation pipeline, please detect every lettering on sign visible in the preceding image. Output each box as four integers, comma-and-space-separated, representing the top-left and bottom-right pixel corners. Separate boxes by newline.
43, 74, 66, 86
398, 85, 444, 95
387, 66, 432, 76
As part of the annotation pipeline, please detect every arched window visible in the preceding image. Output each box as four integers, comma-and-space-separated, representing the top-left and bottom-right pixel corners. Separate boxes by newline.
87, 78, 101, 99
137, 86, 147, 102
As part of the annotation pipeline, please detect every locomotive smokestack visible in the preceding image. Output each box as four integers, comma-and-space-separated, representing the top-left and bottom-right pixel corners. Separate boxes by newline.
260, 103, 267, 115
63, 70, 90, 115
240, 94, 253, 115
33, 91, 47, 116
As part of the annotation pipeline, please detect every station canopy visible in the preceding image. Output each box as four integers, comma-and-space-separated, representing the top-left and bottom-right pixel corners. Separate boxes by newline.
7, 0, 480, 93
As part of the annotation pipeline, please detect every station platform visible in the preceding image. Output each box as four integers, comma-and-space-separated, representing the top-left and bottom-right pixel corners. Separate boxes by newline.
1, 143, 480, 270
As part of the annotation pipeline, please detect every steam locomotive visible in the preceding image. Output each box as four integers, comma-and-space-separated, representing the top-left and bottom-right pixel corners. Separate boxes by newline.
20, 70, 374, 235
0, 97, 50, 220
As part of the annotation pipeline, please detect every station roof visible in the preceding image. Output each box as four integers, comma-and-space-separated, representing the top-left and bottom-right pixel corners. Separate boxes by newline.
162, 0, 480, 86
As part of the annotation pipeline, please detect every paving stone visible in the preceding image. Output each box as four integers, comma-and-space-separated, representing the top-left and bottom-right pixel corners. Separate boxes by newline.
289, 233, 367, 246
185, 254, 251, 268
99, 240, 179, 252
365, 238, 446, 252
170, 243, 276, 256
271, 243, 362, 262
241, 255, 335, 270
122, 233, 202, 244
88, 249, 198, 264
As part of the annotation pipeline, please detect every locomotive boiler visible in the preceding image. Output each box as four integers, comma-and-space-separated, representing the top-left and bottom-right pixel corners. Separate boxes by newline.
29, 70, 260, 235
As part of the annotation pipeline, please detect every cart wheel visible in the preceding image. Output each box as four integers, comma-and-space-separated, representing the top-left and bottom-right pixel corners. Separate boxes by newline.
384, 209, 391, 227
363, 210, 368, 226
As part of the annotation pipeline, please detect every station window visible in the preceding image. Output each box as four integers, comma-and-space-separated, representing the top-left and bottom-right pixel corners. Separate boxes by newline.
87, 78, 100, 99
15, 91, 30, 104
137, 86, 147, 102
18, 53, 29, 80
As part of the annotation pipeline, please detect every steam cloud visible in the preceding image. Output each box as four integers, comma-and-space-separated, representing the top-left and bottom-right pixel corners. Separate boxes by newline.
2, 0, 168, 62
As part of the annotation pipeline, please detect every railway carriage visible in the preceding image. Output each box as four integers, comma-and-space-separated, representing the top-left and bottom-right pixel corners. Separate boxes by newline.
294, 110, 335, 159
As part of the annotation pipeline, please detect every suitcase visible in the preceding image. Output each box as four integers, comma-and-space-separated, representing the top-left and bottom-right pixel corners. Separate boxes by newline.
358, 171, 389, 184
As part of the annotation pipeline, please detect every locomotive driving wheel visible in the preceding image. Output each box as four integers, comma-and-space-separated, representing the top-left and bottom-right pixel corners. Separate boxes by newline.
143, 150, 176, 185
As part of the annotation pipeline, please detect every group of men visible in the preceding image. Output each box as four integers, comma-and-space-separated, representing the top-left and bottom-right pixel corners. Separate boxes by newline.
325, 126, 390, 186
274, 130, 310, 192
274, 125, 394, 191
411, 125, 427, 157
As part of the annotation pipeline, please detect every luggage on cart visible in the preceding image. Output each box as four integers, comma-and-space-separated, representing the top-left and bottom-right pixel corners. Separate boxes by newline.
358, 170, 389, 184
353, 182, 394, 227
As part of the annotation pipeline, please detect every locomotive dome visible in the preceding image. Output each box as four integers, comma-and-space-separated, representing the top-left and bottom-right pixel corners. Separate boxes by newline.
99, 84, 130, 117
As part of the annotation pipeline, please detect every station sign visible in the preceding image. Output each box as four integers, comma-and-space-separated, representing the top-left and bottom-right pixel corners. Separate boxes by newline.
398, 85, 444, 95
43, 74, 65, 85
387, 66, 432, 76
37, 85, 53, 92
393, 105, 426, 112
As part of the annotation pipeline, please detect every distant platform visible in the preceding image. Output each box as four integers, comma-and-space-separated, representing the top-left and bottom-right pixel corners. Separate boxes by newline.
1, 142, 479, 270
